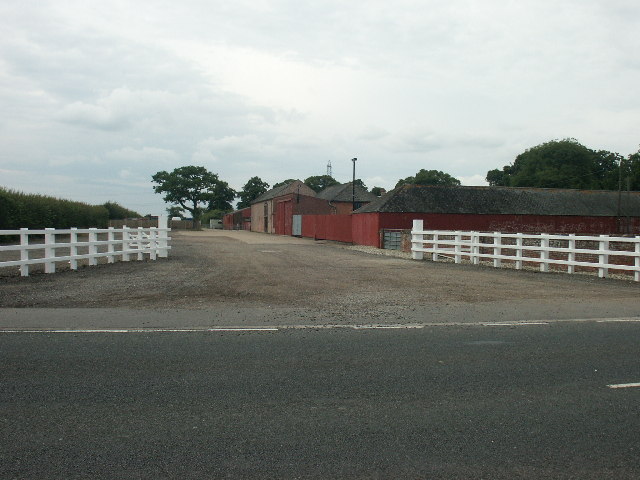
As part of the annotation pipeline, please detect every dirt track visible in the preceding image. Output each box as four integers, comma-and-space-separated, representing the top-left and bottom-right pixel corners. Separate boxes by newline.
1, 230, 639, 324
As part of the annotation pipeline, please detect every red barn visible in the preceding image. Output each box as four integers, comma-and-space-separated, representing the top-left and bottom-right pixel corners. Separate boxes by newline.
352, 185, 640, 248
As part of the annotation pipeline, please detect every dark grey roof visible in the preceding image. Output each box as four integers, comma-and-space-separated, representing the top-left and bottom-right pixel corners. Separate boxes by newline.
354, 185, 640, 217
251, 180, 313, 204
317, 183, 377, 203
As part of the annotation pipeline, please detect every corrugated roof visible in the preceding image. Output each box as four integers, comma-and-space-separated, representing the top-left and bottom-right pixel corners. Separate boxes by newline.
354, 185, 640, 217
251, 180, 315, 204
317, 183, 378, 203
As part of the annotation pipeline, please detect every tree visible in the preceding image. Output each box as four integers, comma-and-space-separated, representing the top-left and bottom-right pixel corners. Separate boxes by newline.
151, 166, 236, 228
272, 179, 299, 189
485, 139, 625, 190
304, 175, 339, 192
371, 186, 386, 197
353, 179, 368, 191
237, 176, 269, 209
395, 169, 461, 188
103, 201, 140, 219
166, 206, 184, 218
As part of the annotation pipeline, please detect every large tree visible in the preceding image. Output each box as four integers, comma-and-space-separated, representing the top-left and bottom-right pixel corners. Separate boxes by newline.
485, 139, 627, 190
304, 175, 339, 192
152, 166, 235, 228
395, 169, 461, 188
272, 179, 299, 189
237, 176, 269, 209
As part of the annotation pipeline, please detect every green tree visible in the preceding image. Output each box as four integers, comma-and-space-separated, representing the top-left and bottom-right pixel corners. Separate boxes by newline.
152, 166, 235, 228
237, 176, 270, 209
103, 201, 140, 219
166, 206, 184, 218
370, 186, 386, 197
272, 179, 299, 189
304, 175, 339, 192
353, 179, 368, 191
395, 169, 461, 188
485, 139, 624, 190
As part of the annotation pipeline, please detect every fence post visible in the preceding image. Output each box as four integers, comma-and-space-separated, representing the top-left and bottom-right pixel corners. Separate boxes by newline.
567, 234, 576, 275
149, 227, 157, 260
137, 227, 144, 260
122, 226, 130, 261
70, 228, 78, 270
157, 215, 169, 258
432, 232, 439, 262
540, 234, 549, 272
635, 236, 640, 282
107, 227, 115, 263
493, 232, 501, 268
44, 228, 55, 273
472, 232, 480, 265
88, 228, 98, 266
515, 233, 523, 270
454, 231, 462, 263
20, 228, 29, 277
598, 234, 609, 278
411, 220, 424, 260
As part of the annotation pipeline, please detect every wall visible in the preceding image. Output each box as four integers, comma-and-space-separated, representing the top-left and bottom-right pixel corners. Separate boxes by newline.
375, 213, 640, 236
352, 213, 380, 247
251, 200, 273, 233
223, 208, 251, 230
301, 215, 353, 243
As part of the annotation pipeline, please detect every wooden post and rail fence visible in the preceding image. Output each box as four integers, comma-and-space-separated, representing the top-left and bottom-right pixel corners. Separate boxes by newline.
0, 216, 170, 277
411, 219, 640, 282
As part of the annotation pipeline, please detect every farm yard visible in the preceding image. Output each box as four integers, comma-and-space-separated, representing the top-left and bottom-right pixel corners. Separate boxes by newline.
1, 229, 638, 325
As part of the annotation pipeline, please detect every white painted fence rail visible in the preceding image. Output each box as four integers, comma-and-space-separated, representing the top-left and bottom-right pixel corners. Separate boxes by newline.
411, 219, 640, 282
0, 216, 170, 277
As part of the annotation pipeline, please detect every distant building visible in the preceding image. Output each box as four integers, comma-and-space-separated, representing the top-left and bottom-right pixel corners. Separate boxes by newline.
316, 183, 377, 214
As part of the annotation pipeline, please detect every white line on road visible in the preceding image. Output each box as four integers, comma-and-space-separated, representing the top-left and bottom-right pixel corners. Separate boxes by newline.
482, 322, 550, 326
597, 318, 640, 323
0, 328, 279, 334
607, 383, 640, 389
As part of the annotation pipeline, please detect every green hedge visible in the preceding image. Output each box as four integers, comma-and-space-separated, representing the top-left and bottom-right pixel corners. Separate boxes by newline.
0, 187, 110, 229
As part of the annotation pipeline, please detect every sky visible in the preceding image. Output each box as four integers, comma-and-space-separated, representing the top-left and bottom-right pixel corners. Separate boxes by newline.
1, 0, 639, 215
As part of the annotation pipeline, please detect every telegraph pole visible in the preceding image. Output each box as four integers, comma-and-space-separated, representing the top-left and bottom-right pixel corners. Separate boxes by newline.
352, 157, 357, 212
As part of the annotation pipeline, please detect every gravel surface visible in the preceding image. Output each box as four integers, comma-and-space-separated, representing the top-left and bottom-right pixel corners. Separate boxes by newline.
1, 230, 639, 325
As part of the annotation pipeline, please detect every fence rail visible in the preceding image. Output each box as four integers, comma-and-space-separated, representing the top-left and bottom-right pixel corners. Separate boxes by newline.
410, 220, 640, 282
0, 217, 170, 277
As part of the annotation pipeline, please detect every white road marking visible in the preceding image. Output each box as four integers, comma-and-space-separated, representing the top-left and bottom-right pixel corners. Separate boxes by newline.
607, 383, 640, 389
0, 328, 279, 334
2, 317, 640, 334
596, 318, 640, 323
482, 322, 550, 326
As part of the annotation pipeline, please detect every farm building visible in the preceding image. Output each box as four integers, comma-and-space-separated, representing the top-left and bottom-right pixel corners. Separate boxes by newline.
315, 183, 378, 214
222, 207, 251, 230
250, 180, 332, 235
352, 185, 640, 248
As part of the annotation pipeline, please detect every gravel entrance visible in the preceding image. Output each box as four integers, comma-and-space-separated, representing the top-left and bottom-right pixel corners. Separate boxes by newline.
1, 230, 638, 323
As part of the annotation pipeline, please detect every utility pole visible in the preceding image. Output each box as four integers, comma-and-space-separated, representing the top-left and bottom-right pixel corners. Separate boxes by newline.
352, 157, 357, 212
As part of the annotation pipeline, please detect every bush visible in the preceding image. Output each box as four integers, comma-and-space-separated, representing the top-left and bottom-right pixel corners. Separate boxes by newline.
103, 201, 141, 219
0, 187, 110, 229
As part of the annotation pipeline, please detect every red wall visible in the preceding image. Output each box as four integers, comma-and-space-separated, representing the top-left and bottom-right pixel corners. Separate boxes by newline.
375, 213, 640, 235
301, 214, 353, 243
352, 213, 380, 247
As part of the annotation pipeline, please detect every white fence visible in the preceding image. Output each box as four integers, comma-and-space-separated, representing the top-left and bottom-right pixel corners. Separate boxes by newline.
410, 219, 640, 282
0, 216, 170, 277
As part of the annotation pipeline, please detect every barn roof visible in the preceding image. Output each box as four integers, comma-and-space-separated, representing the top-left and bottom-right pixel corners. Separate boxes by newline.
251, 180, 315, 204
354, 185, 640, 217
316, 183, 378, 203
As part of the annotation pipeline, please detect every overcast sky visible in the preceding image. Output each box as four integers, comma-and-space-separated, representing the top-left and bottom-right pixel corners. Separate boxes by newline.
1, 0, 639, 214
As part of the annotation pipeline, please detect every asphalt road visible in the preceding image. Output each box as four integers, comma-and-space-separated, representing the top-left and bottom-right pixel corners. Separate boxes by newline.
2, 320, 640, 479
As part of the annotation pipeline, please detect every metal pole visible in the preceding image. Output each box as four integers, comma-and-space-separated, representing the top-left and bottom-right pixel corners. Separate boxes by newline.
352, 157, 357, 212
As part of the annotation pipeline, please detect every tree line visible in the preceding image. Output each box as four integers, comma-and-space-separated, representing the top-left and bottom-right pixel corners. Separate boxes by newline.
0, 187, 141, 230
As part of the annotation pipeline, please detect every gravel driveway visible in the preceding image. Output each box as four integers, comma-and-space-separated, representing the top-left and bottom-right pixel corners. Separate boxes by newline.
1, 230, 639, 325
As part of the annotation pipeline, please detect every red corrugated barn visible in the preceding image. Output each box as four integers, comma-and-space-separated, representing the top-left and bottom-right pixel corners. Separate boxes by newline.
352, 185, 640, 247
222, 207, 251, 230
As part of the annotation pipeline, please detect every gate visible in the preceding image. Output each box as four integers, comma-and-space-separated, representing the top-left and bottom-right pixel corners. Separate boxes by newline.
292, 215, 302, 236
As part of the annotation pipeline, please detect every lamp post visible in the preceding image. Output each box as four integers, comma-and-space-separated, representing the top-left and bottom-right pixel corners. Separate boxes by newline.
351, 157, 357, 212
